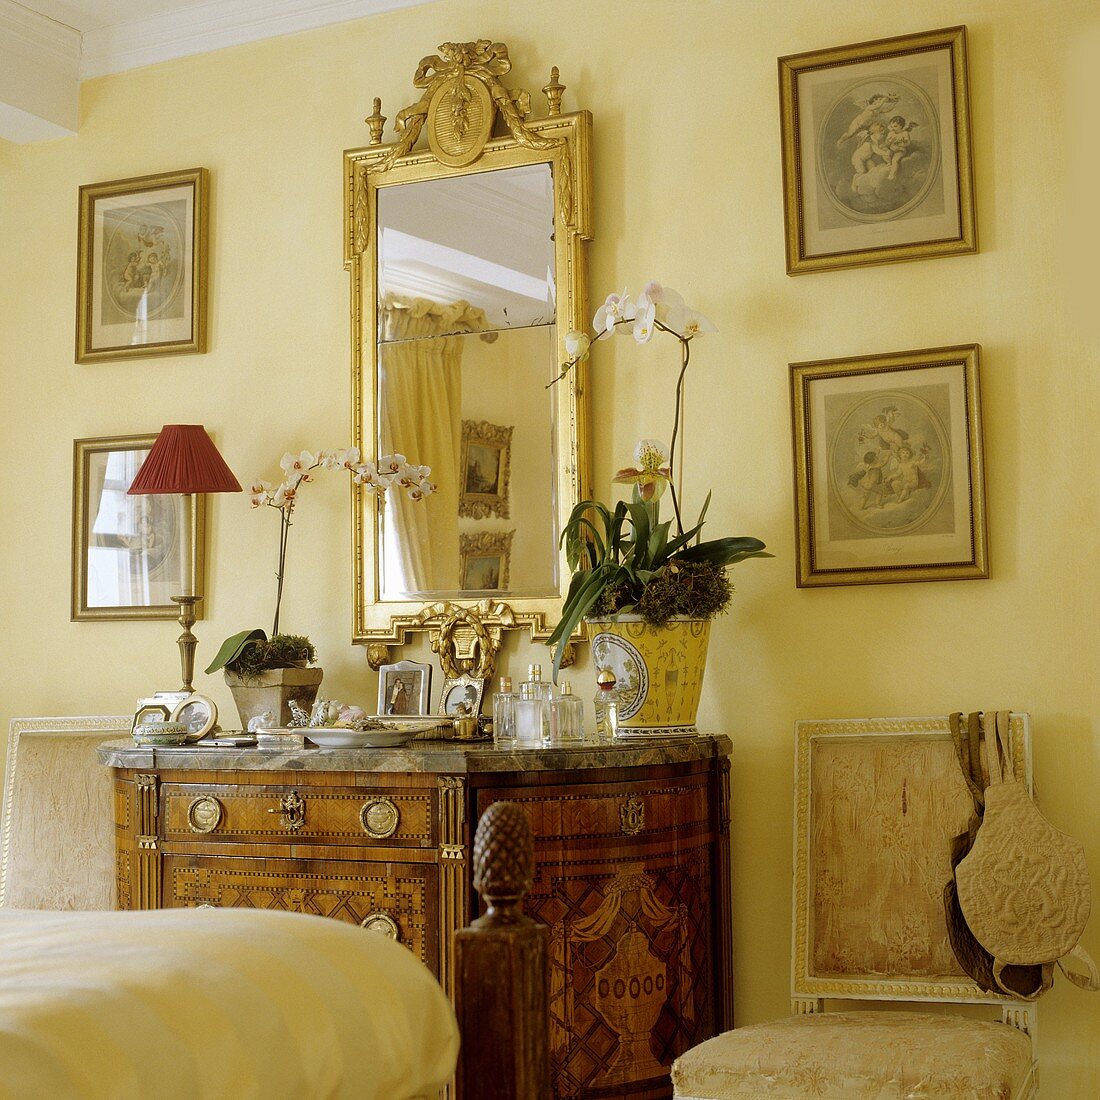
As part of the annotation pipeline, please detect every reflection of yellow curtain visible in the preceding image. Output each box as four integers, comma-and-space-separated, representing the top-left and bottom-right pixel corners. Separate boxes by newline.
380, 294, 487, 593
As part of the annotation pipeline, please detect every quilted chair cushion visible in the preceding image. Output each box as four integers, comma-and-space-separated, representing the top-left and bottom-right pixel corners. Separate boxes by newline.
672, 1011, 1034, 1100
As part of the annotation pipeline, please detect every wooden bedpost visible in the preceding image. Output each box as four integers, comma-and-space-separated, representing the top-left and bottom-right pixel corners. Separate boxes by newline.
455, 801, 549, 1100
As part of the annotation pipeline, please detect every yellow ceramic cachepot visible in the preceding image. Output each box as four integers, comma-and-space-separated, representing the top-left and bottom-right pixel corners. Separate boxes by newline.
588, 616, 711, 737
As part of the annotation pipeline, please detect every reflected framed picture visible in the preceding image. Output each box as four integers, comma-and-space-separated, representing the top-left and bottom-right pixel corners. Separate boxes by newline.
71, 434, 205, 620
459, 419, 512, 518
439, 674, 485, 719
459, 530, 513, 591
377, 659, 432, 716
779, 26, 975, 274
790, 344, 987, 587
76, 167, 208, 362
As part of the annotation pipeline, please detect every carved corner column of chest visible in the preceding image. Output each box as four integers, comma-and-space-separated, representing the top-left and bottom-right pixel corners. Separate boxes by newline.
713, 755, 734, 1031
437, 775, 469, 1001
133, 772, 161, 909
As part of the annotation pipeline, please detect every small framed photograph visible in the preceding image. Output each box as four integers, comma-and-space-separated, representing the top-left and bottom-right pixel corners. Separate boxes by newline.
72, 434, 205, 620
439, 674, 485, 718
170, 693, 218, 741
779, 26, 975, 274
459, 420, 513, 518
790, 344, 987, 587
377, 660, 432, 716
76, 167, 208, 362
459, 531, 513, 591
130, 702, 171, 736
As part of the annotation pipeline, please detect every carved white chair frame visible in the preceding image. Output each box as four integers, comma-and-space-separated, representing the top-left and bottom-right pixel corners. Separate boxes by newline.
791, 716, 1038, 1047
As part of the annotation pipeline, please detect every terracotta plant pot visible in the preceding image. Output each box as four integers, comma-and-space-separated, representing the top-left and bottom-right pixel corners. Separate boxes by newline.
588, 616, 711, 738
224, 666, 324, 730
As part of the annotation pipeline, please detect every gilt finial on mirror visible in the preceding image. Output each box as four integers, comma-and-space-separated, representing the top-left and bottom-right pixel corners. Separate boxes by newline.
543, 66, 565, 115
365, 97, 386, 145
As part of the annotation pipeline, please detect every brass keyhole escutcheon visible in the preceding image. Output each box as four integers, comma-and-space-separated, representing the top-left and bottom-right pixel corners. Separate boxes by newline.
620, 795, 645, 836
187, 795, 222, 834
360, 911, 400, 941
267, 791, 305, 832
360, 797, 400, 839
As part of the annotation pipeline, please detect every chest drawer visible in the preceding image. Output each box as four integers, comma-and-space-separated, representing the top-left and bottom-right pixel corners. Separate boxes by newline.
163, 853, 439, 972
479, 772, 712, 847
161, 783, 435, 848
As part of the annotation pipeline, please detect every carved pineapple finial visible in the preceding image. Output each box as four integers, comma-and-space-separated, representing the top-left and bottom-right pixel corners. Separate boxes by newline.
543, 66, 565, 115
365, 97, 386, 145
472, 801, 534, 924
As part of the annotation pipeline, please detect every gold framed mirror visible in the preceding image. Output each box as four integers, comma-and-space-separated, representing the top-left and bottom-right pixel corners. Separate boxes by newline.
343, 42, 592, 666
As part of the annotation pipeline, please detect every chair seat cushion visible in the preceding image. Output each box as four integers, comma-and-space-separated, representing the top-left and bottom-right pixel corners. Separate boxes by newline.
672, 1011, 1034, 1099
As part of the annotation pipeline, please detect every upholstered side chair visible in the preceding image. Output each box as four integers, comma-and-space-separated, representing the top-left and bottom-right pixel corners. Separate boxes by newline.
674, 716, 1038, 1100
0, 715, 130, 910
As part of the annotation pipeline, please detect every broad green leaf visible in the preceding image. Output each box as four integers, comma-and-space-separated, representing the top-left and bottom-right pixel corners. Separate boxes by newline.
204, 628, 267, 674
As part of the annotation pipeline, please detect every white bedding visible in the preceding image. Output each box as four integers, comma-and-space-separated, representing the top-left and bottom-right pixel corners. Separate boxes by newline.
0, 908, 458, 1099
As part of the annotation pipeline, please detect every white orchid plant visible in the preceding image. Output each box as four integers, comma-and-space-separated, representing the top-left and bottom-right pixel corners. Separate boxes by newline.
553, 282, 716, 534
545, 282, 769, 678
250, 447, 435, 637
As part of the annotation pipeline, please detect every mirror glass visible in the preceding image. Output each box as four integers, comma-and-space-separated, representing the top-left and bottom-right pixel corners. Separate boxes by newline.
375, 164, 560, 600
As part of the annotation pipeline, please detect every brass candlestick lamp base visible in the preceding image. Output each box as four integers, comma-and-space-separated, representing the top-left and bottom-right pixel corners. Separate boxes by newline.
171, 595, 203, 693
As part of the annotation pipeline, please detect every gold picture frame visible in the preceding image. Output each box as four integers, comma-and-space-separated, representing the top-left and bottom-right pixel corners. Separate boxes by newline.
790, 344, 987, 587
438, 673, 485, 719
459, 531, 513, 592
459, 420, 513, 519
72, 434, 206, 620
779, 26, 976, 274
76, 167, 209, 362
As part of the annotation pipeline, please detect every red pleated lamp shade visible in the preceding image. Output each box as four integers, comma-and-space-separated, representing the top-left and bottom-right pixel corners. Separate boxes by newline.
127, 425, 242, 495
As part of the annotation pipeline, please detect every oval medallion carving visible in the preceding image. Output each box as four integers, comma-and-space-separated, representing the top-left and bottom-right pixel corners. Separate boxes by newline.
427, 75, 494, 167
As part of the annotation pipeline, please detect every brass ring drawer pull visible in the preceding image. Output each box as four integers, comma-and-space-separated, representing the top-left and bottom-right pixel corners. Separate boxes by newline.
360, 911, 400, 941
360, 797, 400, 839
267, 791, 306, 832
187, 795, 222, 834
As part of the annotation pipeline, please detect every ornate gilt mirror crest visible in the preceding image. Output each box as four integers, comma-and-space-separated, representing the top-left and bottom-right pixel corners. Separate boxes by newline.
343, 41, 592, 670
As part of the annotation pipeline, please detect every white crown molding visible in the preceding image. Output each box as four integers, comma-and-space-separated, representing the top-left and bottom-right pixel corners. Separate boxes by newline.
79, 0, 433, 79
0, 0, 80, 142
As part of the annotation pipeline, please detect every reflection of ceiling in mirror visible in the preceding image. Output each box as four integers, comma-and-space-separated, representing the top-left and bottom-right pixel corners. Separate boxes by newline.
378, 164, 555, 332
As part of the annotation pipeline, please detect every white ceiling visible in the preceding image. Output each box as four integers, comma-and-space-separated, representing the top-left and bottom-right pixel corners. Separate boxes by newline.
22, 2, 205, 31
0, 0, 433, 142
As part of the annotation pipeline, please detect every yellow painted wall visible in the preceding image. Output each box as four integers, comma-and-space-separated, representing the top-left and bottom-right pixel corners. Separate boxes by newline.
1, 0, 1098, 1090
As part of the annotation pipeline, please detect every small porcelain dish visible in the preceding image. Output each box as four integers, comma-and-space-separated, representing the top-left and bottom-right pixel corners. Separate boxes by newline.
305, 720, 440, 749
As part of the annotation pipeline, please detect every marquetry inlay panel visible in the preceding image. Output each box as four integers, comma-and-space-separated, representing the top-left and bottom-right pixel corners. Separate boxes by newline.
478, 777, 718, 1098
166, 858, 436, 967
161, 785, 433, 847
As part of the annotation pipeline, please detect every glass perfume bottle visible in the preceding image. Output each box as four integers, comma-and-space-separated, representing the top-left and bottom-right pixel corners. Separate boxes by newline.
545, 680, 584, 746
593, 668, 619, 743
492, 676, 517, 747
515, 664, 550, 746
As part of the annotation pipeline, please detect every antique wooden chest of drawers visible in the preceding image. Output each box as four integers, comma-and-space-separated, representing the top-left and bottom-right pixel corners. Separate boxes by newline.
101, 737, 733, 1100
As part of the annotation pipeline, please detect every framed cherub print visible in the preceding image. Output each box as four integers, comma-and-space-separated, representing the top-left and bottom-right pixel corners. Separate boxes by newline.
779, 27, 976, 274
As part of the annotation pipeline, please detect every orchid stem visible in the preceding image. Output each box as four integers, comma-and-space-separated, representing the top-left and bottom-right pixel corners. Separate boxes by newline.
667, 334, 691, 536
272, 506, 292, 637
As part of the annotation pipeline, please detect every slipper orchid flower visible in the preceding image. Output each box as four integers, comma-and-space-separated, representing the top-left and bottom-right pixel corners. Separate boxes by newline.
612, 438, 672, 501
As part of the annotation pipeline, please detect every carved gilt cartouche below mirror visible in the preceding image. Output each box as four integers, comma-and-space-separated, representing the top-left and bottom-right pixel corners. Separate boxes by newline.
344, 41, 592, 669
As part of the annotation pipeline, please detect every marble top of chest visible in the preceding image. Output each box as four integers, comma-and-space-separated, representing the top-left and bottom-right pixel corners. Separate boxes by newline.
97, 734, 732, 774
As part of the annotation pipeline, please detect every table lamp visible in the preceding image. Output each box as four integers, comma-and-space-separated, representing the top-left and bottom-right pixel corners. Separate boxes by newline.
128, 424, 241, 691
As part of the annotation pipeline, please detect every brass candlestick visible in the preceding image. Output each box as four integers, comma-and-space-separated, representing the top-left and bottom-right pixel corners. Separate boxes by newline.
171, 595, 203, 692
